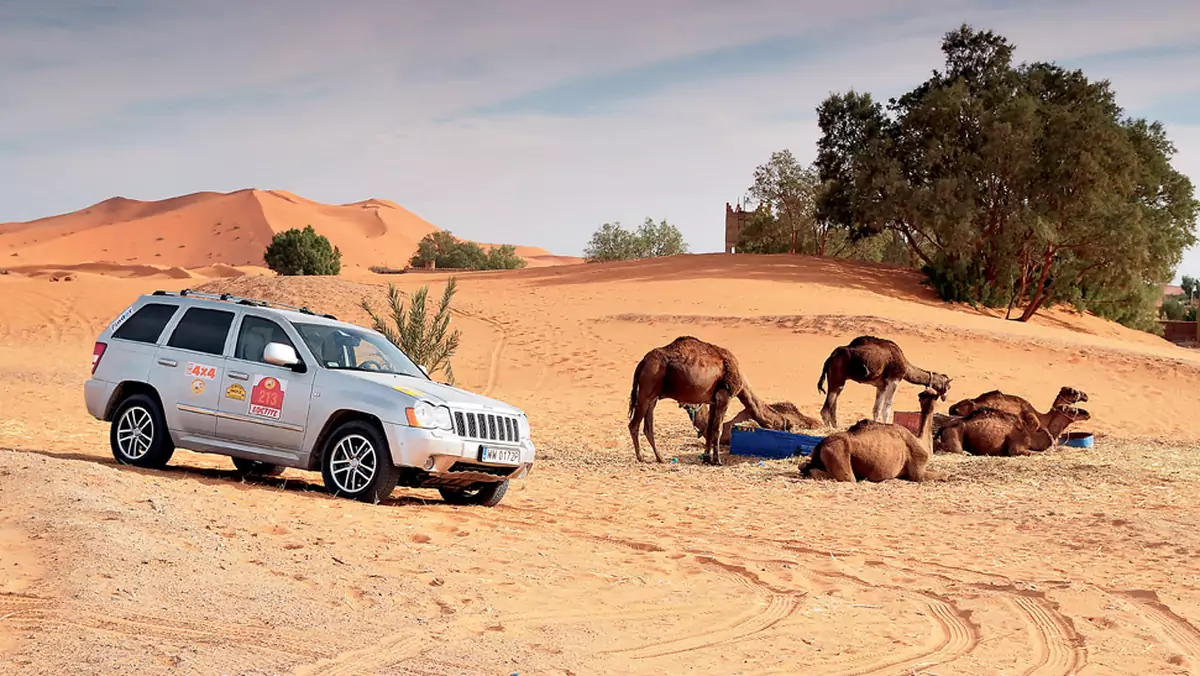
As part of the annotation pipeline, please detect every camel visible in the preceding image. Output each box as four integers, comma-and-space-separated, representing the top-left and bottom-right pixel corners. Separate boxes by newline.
680, 400, 821, 447
948, 386, 1088, 434
935, 404, 1091, 456
628, 336, 785, 465
801, 387, 945, 483
817, 335, 952, 427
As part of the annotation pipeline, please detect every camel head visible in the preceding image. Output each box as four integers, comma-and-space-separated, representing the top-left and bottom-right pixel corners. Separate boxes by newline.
1051, 404, 1090, 424
926, 373, 952, 400
679, 402, 708, 437
917, 387, 940, 411
1057, 386, 1088, 404
947, 398, 975, 417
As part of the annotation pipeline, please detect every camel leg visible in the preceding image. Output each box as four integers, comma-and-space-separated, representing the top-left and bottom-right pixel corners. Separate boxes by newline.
706, 389, 732, 465
935, 425, 964, 454
818, 440, 856, 482
821, 387, 843, 427
881, 380, 899, 423
902, 438, 945, 481
643, 406, 664, 463
872, 386, 886, 422
1005, 435, 1032, 457
628, 397, 656, 463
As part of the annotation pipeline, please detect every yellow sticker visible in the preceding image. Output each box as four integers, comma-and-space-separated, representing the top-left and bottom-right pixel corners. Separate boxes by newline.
391, 385, 424, 397
191, 379, 205, 395
225, 384, 246, 401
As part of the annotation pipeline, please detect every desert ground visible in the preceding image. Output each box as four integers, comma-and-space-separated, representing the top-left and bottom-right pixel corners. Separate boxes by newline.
3, 194, 1200, 675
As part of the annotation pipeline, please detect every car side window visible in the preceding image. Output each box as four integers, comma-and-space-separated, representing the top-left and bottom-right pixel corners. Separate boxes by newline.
235, 315, 297, 365
166, 307, 235, 355
112, 303, 179, 344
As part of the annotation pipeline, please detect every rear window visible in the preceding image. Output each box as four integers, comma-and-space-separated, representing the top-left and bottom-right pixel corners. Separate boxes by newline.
111, 303, 179, 344
166, 307, 235, 355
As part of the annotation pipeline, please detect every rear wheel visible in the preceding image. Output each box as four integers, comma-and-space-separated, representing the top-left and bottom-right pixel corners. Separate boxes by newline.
231, 457, 285, 477
110, 394, 174, 468
320, 421, 398, 503
439, 480, 509, 507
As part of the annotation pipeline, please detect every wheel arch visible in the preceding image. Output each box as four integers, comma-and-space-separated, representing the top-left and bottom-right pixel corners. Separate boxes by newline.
104, 381, 165, 421
306, 409, 389, 471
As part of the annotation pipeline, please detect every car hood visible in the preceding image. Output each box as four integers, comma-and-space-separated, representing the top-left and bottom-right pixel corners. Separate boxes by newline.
340, 371, 525, 414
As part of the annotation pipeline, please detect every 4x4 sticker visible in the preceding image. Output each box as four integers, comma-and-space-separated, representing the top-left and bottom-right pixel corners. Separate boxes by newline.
186, 362, 217, 380
249, 375, 286, 419
225, 384, 246, 401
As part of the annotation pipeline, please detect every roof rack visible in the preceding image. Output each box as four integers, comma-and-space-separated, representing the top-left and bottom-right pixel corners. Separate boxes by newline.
151, 289, 337, 320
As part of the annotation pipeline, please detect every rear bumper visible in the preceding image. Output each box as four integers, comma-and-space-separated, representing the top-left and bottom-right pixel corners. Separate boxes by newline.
84, 378, 117, 421
381, 422, 535, 483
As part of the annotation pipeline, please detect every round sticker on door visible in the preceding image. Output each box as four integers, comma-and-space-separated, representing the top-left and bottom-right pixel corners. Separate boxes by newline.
249, 375, 286, 419
191, 379, 205, 395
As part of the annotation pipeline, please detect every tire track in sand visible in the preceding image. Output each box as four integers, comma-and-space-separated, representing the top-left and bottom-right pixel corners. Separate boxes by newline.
1008, 595, 1087, 675
606, 555, 804, 660
452, 307, 507, 396
1111, 589, 1200, 666
290, 628, 427, 676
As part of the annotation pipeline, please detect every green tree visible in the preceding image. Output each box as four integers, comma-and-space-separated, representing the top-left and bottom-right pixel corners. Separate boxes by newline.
361, 277, 462, 383
814, 23, 1198, 327
263, 225, 342, 275
1181, 275, 1198, 300
409, 231, 527, 270
583, 219, 687, 262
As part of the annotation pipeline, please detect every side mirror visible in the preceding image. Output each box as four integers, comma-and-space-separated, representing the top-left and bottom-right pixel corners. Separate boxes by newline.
264, 342, 302, 371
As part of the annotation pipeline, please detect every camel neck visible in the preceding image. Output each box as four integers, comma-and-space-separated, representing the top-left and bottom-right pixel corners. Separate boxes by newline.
904, 364, 934, 387
917, 401, 935, 447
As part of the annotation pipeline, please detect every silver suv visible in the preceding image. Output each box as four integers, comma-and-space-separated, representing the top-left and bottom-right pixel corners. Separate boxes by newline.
85, 289, 535, 506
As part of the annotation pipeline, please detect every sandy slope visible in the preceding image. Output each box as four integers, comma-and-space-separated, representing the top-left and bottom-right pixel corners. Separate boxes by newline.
0, 189, 581, 270
2, 254, 1199, 675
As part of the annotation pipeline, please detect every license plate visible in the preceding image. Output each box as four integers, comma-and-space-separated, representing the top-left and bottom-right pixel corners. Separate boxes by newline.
479, 446, 521, 465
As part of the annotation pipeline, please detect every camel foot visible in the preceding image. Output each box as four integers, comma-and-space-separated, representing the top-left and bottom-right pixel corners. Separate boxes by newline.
806, 468, 832, 481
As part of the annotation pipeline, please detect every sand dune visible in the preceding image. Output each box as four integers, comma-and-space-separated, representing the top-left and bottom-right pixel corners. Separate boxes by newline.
1, 189, 578, 271
2, 253, 1199, 674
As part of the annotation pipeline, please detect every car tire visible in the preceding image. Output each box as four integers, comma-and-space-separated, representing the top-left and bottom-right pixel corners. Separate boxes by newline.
231, 457, 285, 477
320, 420, 398, 503
109, 394, 175, 469
439, 480, 509, 507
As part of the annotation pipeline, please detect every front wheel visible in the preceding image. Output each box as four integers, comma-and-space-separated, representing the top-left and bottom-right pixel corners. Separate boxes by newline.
439, 480, 509, 507
110, 394, 174, 468
320, 421, 399, 503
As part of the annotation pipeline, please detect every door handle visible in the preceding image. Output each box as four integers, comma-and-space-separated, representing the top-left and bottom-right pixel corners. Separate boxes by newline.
228, 371, 249, 381
157, 358, 177, 367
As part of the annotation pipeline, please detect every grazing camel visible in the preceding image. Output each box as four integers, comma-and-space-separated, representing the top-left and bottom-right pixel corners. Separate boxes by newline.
817, 335, 952, 427
680, 401, 821, 447
935, 404, 1091, 456
801, 387, 945, 483
628, 336, 784, 465
948, 386, 1088, 433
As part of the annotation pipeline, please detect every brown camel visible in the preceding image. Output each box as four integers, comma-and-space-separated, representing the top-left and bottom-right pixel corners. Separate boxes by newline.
680, 400, 821, 447
628, 336, 784, 465
948, 386, 1088, 433
935, 404, 1091, 456
801, 387, 945, 482
817, 335, 952, 427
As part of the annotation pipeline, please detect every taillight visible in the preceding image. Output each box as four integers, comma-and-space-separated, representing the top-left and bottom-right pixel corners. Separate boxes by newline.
92, 342, 107, 374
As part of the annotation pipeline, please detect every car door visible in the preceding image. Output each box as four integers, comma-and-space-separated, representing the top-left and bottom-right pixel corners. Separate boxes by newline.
148, 304, 235, 448
214, 312, 316, 460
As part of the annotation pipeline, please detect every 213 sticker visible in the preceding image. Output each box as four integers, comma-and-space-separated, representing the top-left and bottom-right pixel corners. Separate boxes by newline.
249, 375, 287, 420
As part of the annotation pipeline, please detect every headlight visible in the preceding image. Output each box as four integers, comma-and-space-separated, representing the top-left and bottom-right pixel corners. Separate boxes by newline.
406, 401, 453, 430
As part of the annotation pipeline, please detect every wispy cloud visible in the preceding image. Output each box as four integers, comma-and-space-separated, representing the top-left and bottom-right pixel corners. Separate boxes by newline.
1, 0, 1198, 279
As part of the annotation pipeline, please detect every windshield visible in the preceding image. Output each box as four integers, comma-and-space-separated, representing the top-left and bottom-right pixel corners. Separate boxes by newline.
291, 322, 428, 379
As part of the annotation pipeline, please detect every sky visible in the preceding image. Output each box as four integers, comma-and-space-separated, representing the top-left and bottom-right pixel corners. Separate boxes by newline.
1, 0, 1199, 281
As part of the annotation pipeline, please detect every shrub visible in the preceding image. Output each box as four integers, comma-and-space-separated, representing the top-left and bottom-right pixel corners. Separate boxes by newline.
361, 277, 462, 383
409, 231, 527, 271
264, 225, 342, 275
583, 218, 688, 263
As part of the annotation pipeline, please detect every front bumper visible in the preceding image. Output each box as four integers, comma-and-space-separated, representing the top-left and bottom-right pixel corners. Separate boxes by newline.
382, 422, 536, 483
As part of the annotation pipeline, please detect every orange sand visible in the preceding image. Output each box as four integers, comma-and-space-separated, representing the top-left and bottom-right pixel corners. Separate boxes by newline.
0, 189, 582, 271
2, 252, 1199, 674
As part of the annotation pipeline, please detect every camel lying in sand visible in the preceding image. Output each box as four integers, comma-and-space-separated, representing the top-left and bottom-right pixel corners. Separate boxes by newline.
935, 404, 1091, 456
801, 388, 945, 483
817, 335, 952, 427
948, 386, 1088, 436
680, 401, 821, 446
628, 336, 785, 465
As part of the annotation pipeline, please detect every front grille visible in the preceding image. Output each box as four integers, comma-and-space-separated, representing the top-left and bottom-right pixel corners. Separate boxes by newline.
452, 410, 520, 444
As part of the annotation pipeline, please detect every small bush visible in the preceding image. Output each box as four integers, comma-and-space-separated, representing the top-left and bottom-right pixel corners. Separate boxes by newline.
583, 218, 688, 263
368, 265, 406, 275
361, 277, 461, 383
409, 231, 527, 271
264, 225, 342, 276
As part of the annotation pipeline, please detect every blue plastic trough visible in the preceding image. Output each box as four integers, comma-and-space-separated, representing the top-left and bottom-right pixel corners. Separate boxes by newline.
1059, 432, 1095, 449
729, 426, 824, 459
